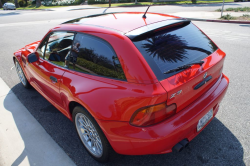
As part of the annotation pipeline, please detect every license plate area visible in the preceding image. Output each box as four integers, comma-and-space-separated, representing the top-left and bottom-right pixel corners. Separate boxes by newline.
197, 109, 213, 132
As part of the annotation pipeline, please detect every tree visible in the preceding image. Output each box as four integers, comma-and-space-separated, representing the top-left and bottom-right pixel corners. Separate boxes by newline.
0, 0, 2, 8
15, 0, 20, 8
135, 0, 137, 4
36, 0, 41, 7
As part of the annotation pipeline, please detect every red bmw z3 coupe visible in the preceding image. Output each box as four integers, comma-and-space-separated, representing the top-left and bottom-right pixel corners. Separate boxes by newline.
13, 12, 229, 163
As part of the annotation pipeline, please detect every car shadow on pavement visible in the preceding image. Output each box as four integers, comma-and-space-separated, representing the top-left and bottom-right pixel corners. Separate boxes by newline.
0, 12, 20, 16
10, 83, 245, 166
239, 24, 250, 28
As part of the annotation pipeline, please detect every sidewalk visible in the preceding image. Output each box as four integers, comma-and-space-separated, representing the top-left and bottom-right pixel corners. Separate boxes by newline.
172, 11, 249, 19
170, 11, 250, 24
0, 78, 76, 166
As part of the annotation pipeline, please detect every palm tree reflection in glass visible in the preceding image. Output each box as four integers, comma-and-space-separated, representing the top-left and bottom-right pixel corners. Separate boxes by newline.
142, 34, 212, 64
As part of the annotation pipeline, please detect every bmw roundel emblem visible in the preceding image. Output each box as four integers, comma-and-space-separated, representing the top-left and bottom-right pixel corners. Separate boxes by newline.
203, 72, 207, 79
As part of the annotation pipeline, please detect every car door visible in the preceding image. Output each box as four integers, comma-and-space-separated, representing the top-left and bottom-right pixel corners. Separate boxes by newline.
28, 31, 75, 107
59, 32, 127, 114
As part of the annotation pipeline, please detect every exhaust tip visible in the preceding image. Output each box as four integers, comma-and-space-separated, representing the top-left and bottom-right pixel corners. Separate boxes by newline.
180, 139, 189, 148
172, 139, 189, 152
172, 143, 184, 152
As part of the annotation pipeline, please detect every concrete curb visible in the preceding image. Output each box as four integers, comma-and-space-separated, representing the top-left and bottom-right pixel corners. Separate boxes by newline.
186, 17, 250, 24
68, 7, 101, 11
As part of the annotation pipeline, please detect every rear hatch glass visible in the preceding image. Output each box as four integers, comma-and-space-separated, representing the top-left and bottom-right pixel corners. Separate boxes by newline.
133, 22, 218, 81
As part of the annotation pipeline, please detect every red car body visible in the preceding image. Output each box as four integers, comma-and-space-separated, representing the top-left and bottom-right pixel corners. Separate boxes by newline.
13, 12, 229, 156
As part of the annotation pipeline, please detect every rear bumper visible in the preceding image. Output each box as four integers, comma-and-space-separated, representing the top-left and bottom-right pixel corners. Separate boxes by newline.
97, 74, 229, 155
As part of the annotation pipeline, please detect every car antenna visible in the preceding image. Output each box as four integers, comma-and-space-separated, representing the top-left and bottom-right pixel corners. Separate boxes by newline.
142, 6, 150, 18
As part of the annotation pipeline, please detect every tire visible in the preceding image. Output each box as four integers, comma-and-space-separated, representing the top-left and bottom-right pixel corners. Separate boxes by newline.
15, 60, 31, 88
73, 106, 112, 163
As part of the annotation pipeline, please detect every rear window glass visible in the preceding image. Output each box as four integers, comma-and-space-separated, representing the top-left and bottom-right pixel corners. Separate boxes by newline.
133, 23, 218, 80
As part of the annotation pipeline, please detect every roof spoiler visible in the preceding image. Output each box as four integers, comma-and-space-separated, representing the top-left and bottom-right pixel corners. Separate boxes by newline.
125, 19, 190, 41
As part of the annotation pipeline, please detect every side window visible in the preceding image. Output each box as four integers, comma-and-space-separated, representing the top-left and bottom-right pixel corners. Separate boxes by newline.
67, 33, 126, 80
42, 31, 75, 67
37, 35, 49, 58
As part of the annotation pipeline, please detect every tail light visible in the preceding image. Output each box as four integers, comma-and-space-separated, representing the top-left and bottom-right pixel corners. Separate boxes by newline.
130, 103, 177, 127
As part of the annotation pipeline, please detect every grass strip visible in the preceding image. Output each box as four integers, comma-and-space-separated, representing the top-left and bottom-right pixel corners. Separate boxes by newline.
91, 0, 233, 7
216, 7, 250, 12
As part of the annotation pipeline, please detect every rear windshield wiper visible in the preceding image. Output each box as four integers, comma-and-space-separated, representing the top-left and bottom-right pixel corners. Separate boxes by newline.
164, 61, 204, 74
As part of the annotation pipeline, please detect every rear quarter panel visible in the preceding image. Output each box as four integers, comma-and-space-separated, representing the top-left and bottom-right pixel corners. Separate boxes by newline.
60, 70, 167, 121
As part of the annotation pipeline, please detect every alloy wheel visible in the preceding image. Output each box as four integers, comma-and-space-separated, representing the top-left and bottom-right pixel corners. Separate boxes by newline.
15, 61, 27, 86
75, 113, 103, 158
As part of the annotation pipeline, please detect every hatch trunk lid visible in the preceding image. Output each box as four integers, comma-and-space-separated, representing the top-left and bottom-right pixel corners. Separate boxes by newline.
160, 49, 225, 113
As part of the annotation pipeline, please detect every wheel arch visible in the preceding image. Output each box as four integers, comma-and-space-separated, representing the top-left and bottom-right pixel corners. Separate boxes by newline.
13, 56, 16, 63
68, 101, 81, 118
68, 100, 114, 145
68, 100, 98, 121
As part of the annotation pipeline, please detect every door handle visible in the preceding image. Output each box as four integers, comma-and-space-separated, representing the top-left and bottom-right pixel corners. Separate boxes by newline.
194, 76, 212, 90
50, 76, 57, 83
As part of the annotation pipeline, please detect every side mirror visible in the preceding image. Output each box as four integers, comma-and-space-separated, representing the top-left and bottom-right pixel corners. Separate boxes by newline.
27, 52, 39, 63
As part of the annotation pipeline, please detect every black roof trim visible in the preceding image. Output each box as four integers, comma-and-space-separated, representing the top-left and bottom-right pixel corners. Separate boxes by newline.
61, 12, 124, 34
125, 19, 190, 41
61, 12, 122, 24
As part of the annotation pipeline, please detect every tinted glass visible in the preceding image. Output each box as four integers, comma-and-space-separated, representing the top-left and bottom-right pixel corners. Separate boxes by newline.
37, 36, 48, 58
45, 32, 75, 67
67, 33, 126, 80
133, 23, 218, 80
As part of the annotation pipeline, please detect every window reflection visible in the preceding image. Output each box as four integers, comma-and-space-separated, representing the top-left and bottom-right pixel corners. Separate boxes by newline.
69, 33, 126, 80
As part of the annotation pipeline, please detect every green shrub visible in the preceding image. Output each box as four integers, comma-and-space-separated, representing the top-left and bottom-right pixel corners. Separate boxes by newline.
221, 13, 236, 20
73, 0, 82, 5
225, 7, 250, 12
117, 0, 133, 2
27, 1, 32, 5
138, 0, 151, 2
18, 0, 25, 7
88, 0, 107, 4
243, 14, 250, 18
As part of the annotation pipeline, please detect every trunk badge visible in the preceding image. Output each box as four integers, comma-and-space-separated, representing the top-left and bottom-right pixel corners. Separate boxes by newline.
203, 72, 207, 79
170, 90, 182, 99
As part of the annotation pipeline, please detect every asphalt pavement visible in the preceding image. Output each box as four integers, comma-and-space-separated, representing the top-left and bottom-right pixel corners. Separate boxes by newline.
0, 3, 250, 166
